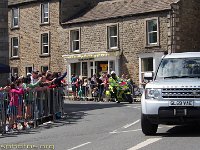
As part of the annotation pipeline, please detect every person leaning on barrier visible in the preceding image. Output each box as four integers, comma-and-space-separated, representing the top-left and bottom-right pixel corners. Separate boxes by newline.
21, 76, 43, 123
48, 70, 67, 115
31, 70, 39, 84
22, 76, 43, 90
50, 69, 67, 88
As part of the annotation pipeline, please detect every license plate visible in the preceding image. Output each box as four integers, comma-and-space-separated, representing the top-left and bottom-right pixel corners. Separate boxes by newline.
169, 101, 194, 106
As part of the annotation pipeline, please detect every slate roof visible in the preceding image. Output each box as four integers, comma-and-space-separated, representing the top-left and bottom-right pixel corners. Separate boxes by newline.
64, 0, 179, 24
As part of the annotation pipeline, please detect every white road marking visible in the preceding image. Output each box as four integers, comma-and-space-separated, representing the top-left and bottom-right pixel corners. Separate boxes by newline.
126, 106, 141, 109
110, 125, 174, 134
110, 119, 140, 133
110, 129, 142, 134
127, 138, 162, 150
67, 142, 91, 150
123, 119, 140, 129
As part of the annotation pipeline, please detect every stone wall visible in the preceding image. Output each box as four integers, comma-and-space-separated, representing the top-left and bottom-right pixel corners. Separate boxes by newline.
174, 0, 200, 52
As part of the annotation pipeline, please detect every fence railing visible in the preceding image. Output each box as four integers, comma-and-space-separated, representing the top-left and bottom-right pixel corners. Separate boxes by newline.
0, 87, 64, 134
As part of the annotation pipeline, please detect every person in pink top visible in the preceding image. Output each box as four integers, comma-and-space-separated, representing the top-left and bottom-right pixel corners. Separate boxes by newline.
7, 82, 24, 131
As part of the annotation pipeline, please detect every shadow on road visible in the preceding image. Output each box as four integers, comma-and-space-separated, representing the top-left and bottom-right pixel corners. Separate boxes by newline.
63, 101, 127, 114
0, 129, 42, 138
34, 101, 126, 132
157, 124, 200, 137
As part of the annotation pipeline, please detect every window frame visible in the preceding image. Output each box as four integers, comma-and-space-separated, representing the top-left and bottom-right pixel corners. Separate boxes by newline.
138, 52, 164, 87
70, 28, 81, 53
11, 67, 18, 75
145, 17, 160, 47
25, 66, 33, 75
40, 32, 50, 55
141, 57, 154, 72
40, 3, 49, 24
107, 24, 119, 50
11, 37, 19, 58
41, 66, 49, 72
11, 8, 19, 28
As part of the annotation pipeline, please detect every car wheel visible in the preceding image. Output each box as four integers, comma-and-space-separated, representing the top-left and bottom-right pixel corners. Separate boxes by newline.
141, 114, 158, 135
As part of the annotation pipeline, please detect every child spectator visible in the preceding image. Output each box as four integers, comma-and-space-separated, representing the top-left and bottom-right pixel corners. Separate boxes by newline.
6, 82, 24, 131
92, 87, 99, 101
82, 79, 89, 98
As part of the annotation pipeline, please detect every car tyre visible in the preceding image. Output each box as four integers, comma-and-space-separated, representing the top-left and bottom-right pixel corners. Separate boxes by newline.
141, 114, 158, 135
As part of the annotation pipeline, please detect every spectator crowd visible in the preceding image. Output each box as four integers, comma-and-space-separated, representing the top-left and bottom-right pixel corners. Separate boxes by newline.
0, 69, 67, 132
0, 69, 138, 132
69, 71, 135, 101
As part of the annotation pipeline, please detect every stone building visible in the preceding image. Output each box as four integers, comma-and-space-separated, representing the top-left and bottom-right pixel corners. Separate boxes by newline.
0, 0, 9, 86
8, 0, 200, 85
8, 0, 64, 76
61, 0, 200, 84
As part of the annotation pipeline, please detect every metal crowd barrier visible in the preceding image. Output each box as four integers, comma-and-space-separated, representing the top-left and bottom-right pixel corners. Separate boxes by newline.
64, 82, 140, 102
0, 87, 64, 134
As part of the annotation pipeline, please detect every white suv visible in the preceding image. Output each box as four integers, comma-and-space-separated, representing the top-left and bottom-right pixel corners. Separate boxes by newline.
141, 52, 200, 135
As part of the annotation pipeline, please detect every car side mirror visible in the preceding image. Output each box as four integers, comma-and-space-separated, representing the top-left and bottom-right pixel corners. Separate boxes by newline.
144, 72, 153, 81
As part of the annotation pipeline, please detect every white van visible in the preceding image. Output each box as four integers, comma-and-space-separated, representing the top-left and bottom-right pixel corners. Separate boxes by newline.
141, 52, 200, 135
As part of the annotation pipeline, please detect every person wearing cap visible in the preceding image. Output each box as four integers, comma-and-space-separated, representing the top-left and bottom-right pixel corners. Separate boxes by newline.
31, 70, 39, 84
27, 72, 32, 77
11, 73, 19, 82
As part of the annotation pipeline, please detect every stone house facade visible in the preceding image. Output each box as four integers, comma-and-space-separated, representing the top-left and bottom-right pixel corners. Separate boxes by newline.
8, 0, 200, 85
0, 0, 9, 86
61, 0, 200, 84
8, 0, 64, 76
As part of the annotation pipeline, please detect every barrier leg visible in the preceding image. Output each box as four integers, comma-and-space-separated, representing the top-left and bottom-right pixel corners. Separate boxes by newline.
33, 91, 37, 128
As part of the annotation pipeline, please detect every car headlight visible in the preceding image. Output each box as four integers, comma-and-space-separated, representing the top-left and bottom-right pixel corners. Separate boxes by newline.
145, 89, 162, 99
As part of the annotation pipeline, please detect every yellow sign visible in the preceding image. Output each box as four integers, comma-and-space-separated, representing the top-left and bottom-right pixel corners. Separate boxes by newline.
100, 64, 108, 71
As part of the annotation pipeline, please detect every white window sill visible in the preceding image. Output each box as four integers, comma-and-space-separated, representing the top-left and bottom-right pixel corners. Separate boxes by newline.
107, 47, 119, 51
72, 50, 81, 53
40, 22, 50, 26
10, 56, 20, 60
145, 44, 160, 48
11, 26, 20, 30
40, 53, 50, 57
